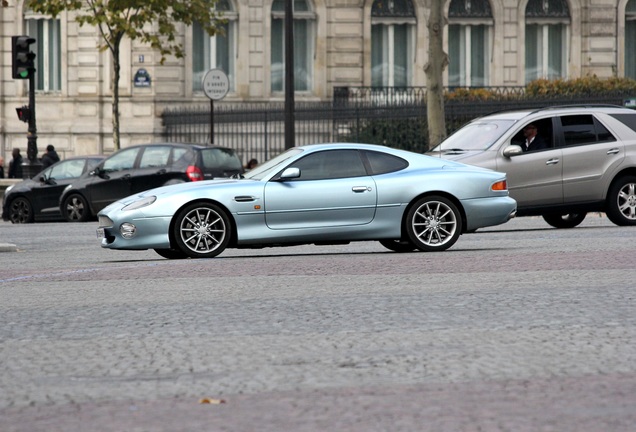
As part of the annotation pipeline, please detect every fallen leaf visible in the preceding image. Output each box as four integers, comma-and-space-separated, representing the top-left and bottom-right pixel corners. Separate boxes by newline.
199, 398, 226, 404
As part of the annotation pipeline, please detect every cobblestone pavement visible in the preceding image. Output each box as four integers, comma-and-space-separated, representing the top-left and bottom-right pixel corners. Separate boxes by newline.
1, 215, 635, 431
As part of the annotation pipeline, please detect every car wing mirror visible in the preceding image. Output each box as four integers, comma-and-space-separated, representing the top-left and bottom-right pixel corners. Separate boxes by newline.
279, 167, 300, 180
503, 145, 523, 158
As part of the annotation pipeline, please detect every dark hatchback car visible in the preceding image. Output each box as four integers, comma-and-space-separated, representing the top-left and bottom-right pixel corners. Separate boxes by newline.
2, 155, 106, 223
58, 143, 244, 222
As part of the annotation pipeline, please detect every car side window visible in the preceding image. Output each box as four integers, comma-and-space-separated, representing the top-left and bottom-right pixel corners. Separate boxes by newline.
291, 150, 367, 181
50, 159, 85, 180
139, 146, 171, 168
103, 147, 140, 172
363, 150, 408, 175
560, 115, 616, 146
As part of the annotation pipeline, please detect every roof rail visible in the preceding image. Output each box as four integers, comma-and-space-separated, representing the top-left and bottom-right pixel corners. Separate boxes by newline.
528, 104, 626, 114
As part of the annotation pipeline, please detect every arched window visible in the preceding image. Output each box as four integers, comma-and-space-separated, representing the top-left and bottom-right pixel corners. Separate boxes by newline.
271, 0, 316, 92
193, 0, 237, 92
626, 0, 636, 79
371, 0, 416, 87
448, 0, 493, 87
25, 10, 61, 92
525, 0, 570, 83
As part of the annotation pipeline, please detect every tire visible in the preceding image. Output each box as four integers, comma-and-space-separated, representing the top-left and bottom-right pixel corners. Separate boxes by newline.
154, 248, 190, 259
379, 239, 417, 253
9, 197, 34, 224
173, 202, 231, 258
62, 193, 91, 222
542, 213, 587, 229
405, 196, 462, 252
606, 175, 636, 226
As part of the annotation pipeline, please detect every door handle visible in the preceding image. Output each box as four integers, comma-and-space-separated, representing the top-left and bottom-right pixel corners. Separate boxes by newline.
545, 158, 560, 165
352, 186, 371, 193
607, 148, 620, 155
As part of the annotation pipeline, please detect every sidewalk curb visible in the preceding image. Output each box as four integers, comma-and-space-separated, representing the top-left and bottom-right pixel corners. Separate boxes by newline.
0, 243, 18, 252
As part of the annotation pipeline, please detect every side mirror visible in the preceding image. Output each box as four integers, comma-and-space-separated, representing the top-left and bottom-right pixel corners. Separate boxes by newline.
279, 167, 300, 180
503, 145, 523, 158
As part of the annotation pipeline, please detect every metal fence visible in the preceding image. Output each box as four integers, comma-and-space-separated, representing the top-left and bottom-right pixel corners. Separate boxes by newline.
161, 87, 636, 165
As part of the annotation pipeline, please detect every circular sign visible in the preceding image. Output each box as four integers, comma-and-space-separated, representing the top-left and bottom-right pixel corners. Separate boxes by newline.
202, 69, 230, 100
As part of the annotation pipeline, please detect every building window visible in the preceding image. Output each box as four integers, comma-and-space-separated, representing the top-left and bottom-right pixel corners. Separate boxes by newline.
627, 0, 636, 79
271, 0, 315, 93
193, 0, 236, 93
371, 0, 416, 87
448, 0, 492, 87
25, 17, 61, 92
525, 0, 570, 83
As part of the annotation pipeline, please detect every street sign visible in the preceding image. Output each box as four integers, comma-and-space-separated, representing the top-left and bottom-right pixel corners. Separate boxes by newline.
202, 69, 229, 101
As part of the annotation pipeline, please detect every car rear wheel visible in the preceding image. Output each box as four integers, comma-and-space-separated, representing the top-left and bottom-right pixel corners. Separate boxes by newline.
154, 248, 190, 259
173, 202, 230, 258
542, 213, 586, 229
606, 175, 636, 226
406, 196, 462, 252
379, 239, 417, 252
9, 197, 34, 224
62, 193, 91, 222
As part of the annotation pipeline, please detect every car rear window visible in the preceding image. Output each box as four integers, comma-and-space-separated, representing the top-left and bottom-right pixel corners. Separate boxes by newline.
364, 150, 408, 175
200, 148, 243, 170
610, 113, 636, 133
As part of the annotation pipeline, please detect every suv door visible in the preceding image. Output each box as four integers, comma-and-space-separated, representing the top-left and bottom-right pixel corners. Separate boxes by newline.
495, 118, 563, 207
88, 147, 141, 211
557, 114, 625, 203
128, 145, 176, 193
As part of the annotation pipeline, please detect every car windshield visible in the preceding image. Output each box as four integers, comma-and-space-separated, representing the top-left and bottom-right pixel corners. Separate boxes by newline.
244, 148, 304, 180
431, 120, 515, 152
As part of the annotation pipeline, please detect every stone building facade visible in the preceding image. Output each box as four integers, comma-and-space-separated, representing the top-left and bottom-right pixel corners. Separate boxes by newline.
1, 0, 635, 162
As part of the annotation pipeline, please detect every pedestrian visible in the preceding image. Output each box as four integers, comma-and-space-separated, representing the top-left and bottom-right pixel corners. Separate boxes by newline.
41, 144, 60, 169
0, 156, 5, 178
245, 158, 258, 171
8, 148, 23, 179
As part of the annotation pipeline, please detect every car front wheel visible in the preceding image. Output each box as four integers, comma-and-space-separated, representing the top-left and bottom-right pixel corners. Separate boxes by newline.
606, 176, 636, 226
542, 213, 586, 229
406, 196, 462, 252
62, 193, 91, 222
173, 202, 231, 258
9, 197, 34, 224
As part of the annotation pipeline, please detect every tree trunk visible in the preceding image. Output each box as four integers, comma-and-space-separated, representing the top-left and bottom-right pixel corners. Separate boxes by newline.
425, 0, 448, 150
112, 40, 121, 151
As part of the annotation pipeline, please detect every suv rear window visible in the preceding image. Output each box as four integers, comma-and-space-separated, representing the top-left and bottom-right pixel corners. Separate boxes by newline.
610, 113, 636, 133
560, 115, 616, 146
200, 148, 243, 170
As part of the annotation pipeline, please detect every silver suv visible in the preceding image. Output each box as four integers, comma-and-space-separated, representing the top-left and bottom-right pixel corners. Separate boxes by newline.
429, 105, 636, 228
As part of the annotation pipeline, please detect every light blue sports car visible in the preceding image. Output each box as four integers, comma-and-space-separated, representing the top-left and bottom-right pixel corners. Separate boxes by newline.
96, 143, 517, 259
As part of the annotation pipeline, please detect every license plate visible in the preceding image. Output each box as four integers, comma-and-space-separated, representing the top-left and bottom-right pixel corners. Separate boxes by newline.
96, 228, 105, 239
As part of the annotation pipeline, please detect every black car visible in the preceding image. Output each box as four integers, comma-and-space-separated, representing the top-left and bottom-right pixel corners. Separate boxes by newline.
58, 143, 244, 222
2, 155, 106, 223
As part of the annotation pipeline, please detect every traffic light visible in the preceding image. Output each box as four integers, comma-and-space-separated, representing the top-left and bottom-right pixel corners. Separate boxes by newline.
12, 35, 36, 79
16, 105, 31, 123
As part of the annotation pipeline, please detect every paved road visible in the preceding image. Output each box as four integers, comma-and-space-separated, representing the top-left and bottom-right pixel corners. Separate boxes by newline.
1, 215, 635, 431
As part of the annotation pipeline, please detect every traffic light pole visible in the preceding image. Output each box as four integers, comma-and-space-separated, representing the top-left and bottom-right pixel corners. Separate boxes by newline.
24, 72, 40, 178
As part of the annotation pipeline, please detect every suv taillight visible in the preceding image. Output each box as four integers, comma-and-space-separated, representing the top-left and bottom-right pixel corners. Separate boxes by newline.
186, 165, 204, 181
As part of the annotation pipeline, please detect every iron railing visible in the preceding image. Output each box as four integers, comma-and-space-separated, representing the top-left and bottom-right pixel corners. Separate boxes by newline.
161, 87, 636, 165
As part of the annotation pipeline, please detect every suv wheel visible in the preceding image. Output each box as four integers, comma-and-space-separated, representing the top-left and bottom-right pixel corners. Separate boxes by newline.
62, 193, 91, 222
542, 213, 586, 229
606, 176, 636, 226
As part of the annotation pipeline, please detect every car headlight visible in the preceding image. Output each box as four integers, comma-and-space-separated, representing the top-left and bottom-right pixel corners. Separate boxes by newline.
122, 196, 156, 211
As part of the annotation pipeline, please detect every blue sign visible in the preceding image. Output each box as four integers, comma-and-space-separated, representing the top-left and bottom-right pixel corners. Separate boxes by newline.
134, 68, 151, 87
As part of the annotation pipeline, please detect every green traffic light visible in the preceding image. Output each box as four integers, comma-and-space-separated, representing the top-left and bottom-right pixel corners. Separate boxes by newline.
18, 70, 29, 78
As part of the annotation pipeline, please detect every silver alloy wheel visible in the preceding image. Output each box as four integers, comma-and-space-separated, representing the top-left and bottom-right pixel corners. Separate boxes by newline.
617, 181, 636, 221
64, 194, 89, 222
407, 196, 461, 251
177, 206, 227, 255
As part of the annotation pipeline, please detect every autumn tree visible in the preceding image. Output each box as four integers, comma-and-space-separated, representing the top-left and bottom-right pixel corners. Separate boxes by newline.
27, 0, 225, 151
425, 0, 448, 149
